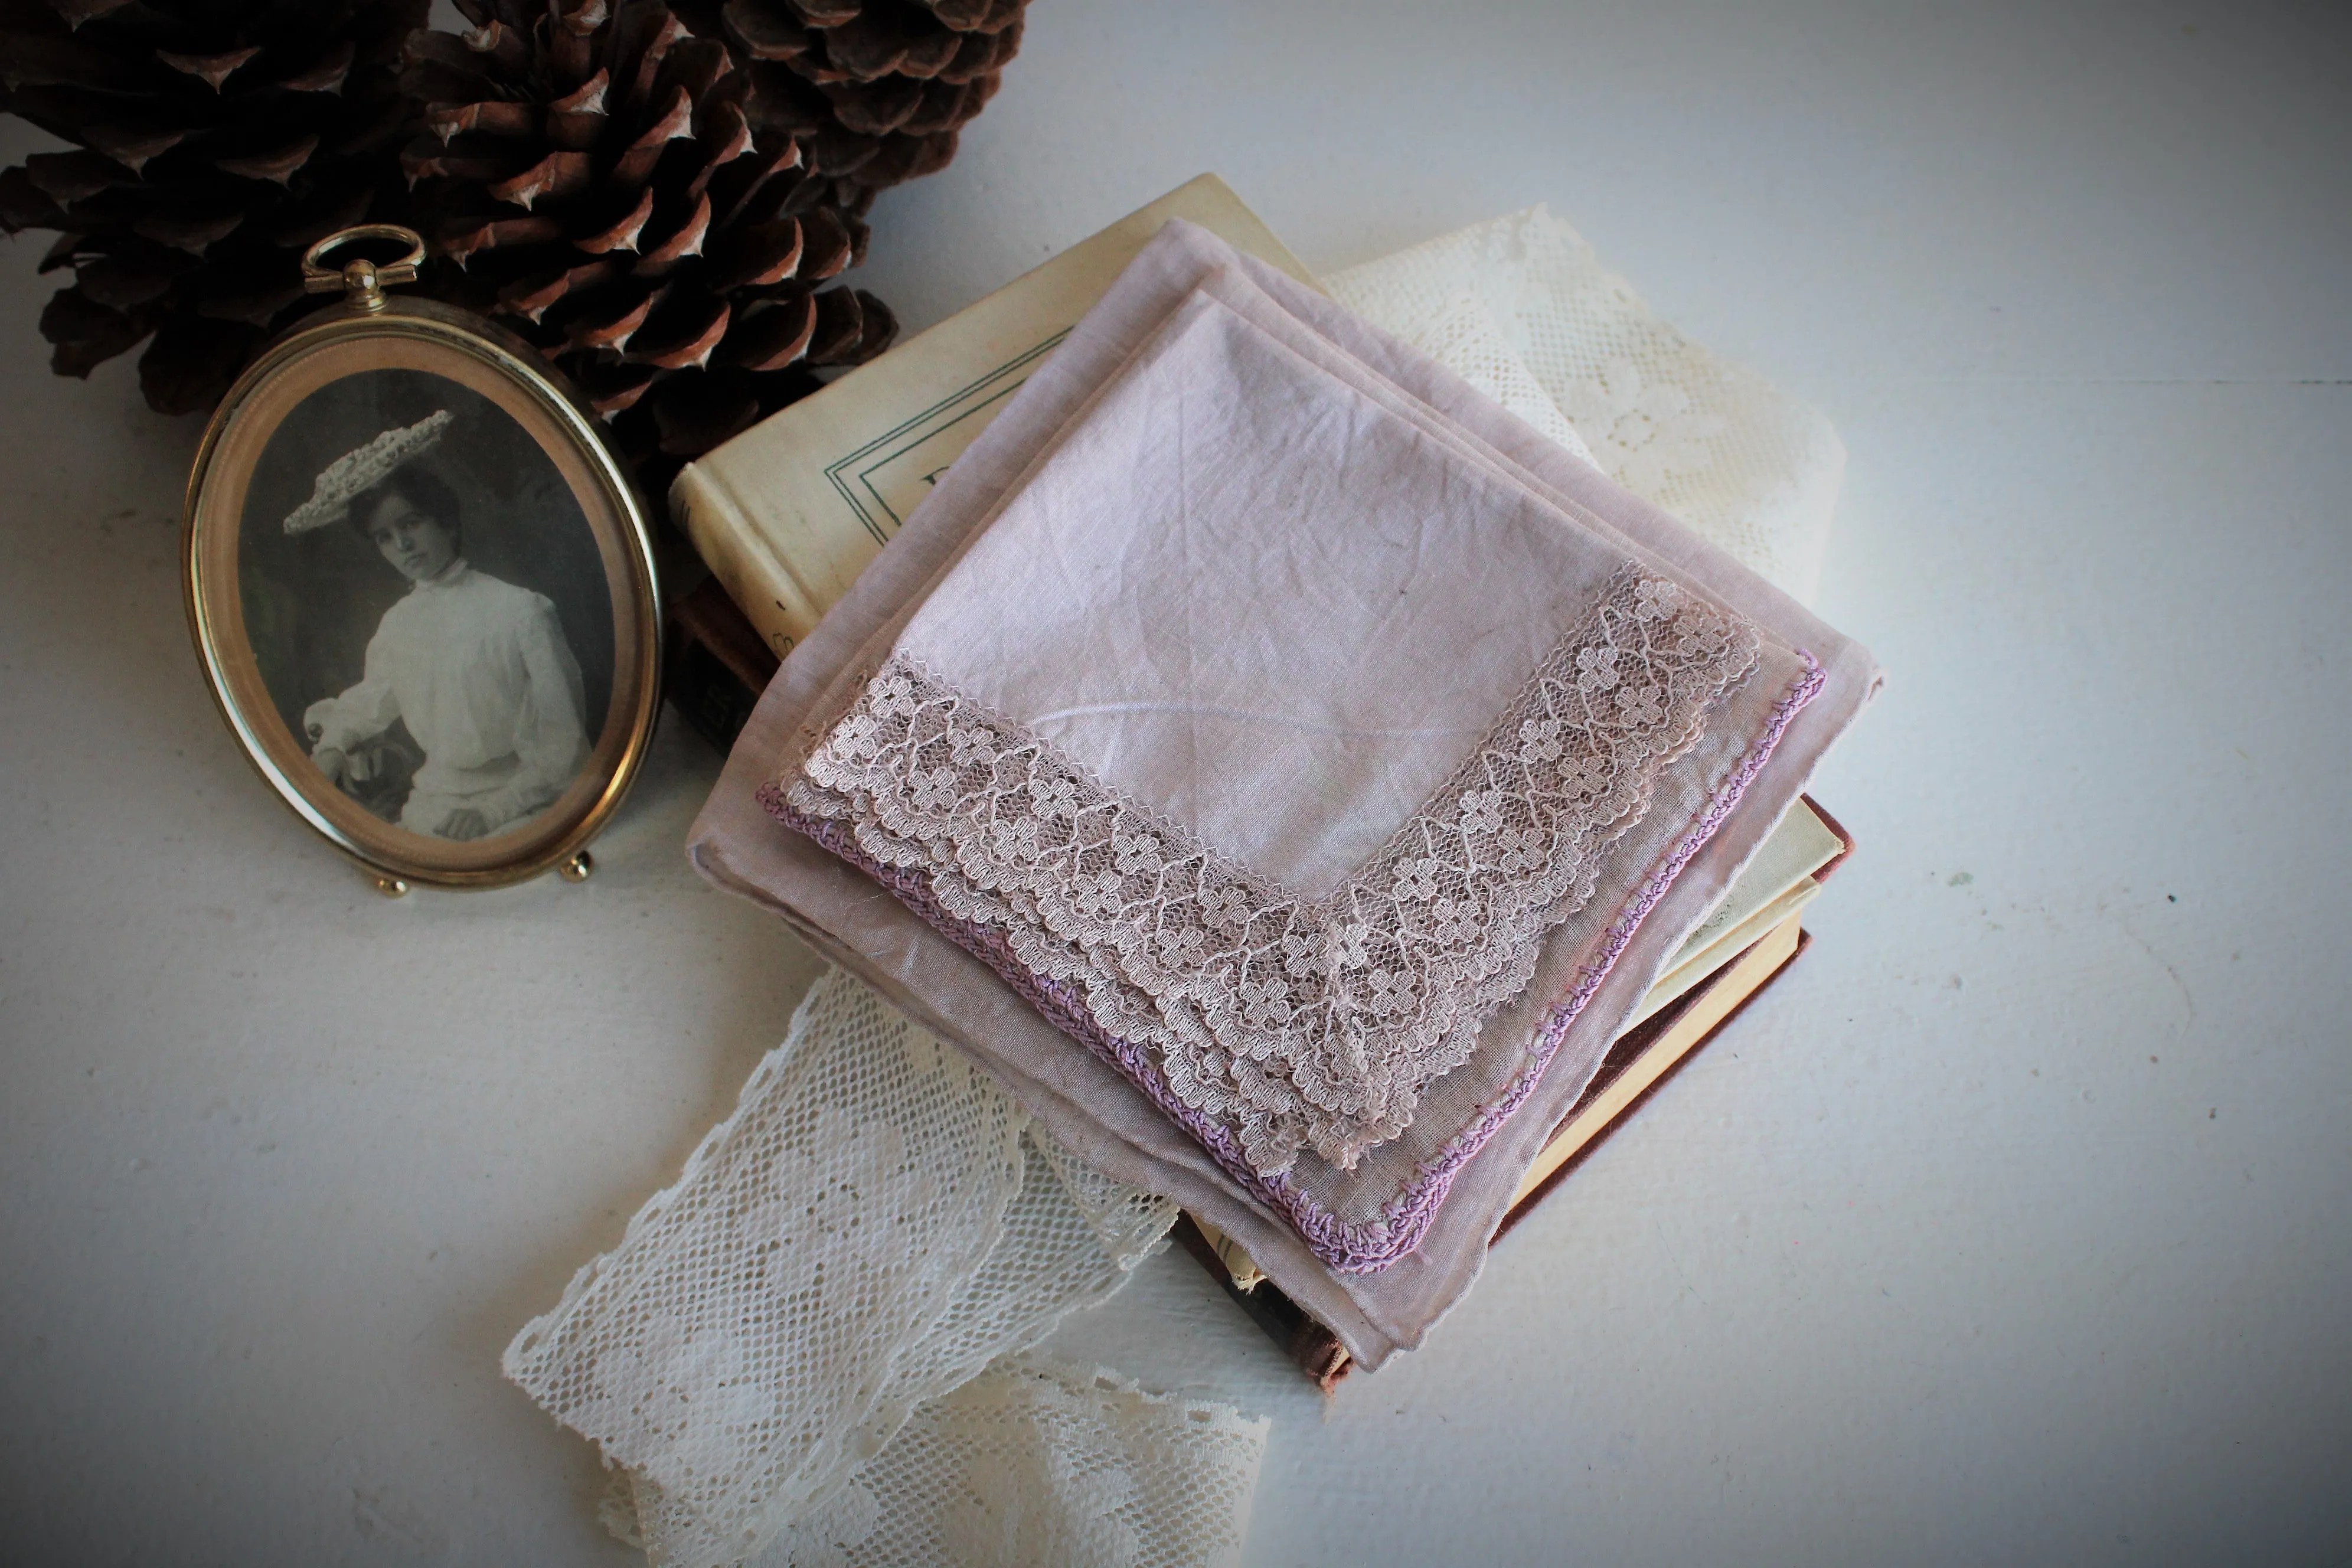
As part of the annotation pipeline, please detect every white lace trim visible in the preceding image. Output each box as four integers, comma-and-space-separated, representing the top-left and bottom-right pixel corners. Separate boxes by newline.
757, 1357, 1269, 1568
788, 564, 1759, 1174
1327, 206, 1846, 605
503, 971, 1180, 1568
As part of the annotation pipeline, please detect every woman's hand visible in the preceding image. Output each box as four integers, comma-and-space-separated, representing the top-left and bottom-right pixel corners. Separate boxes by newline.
438, 808, 491, 841
313, 745, 348, 787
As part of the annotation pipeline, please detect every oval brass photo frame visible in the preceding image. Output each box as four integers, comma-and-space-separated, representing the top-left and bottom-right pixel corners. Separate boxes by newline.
184, 230, 661, 891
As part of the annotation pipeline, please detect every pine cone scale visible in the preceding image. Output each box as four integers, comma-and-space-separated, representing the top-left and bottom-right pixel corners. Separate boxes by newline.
401, 135, 521, 187
549, 68, 610, 120
716, 288, 811, 368
154, 47, 262, 92
488, 149, 593, 210
629, 292, 727, 367
794, 202, 848, 277
74, 243, 192, 308
707, 214, 798, 289
423, 97, 539, 141
0, 166, 66, 230
567, 286, 657, 353
571, 185, 655, 252
690, 97, 755, 178
722, 0, 808, 61
21, 146, 133, 203
609, 85, 694, 185
440, 210, 564, 263
50, 0, 136, 28
215, 133, 320, 187
784, 0, 861, 28
635, 189, 713, 270
40, 284, 149, 375
133, 205, 246, 254
276, 40, 357, 94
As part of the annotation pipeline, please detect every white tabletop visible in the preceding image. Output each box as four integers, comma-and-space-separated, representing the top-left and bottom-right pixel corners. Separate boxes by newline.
5, 5, 2348, 1563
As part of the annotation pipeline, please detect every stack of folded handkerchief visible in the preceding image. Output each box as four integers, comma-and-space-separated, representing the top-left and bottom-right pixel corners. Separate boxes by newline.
690, 219, 1879, 1372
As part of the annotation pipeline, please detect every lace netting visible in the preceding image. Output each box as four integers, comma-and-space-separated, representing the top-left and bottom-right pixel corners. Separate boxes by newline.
1350, 282, 1601, 470
758, 1357, 1269, 1568
1328, 206, 1845, 604
504, 971, 1183, 1568
784, 564, 1759, 1176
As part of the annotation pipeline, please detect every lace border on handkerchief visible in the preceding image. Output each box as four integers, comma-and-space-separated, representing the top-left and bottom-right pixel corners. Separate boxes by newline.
779, 566, 1758, 1178
769, 651, 1821, 1273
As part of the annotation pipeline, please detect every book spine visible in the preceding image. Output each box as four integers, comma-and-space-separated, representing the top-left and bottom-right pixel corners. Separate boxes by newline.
663, 578, 783, 752
670, 462, 830, 664
1169, 1216, 1352, 1391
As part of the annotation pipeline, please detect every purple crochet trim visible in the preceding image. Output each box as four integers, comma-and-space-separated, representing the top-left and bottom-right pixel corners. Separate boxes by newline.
764, 652, 1825, 1274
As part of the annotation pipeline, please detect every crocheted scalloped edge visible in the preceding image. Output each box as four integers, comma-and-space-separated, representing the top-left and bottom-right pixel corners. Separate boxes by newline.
762, 651, 1823, 1275
786, 567, 1760, 1174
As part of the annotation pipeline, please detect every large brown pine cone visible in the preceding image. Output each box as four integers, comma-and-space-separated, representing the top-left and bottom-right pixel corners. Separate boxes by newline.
400, 0, 904, 495
675, 0, 1026, 214
0, 0, 427, 414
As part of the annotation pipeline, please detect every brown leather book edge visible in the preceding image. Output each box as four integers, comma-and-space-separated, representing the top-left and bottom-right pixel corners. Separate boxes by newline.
675, 574, 783, 693
665, 576, 784, 752
1170, 1212, 1354, 1392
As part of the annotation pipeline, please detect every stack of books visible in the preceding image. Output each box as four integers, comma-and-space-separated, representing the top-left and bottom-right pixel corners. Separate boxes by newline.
664, 175, 1855, 1388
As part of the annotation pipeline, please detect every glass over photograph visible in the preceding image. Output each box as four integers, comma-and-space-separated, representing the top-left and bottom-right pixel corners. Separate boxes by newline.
235, 368, 616, 844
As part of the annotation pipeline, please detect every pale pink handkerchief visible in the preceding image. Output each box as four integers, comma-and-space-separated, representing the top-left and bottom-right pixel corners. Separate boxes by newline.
692, 221, 1878, 1367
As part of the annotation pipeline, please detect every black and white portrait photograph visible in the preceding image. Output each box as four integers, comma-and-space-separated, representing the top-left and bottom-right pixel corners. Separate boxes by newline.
234, 368, 616, 844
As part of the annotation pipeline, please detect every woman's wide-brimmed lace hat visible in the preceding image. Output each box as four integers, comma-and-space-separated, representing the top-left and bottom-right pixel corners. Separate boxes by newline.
282, 409, 452, 535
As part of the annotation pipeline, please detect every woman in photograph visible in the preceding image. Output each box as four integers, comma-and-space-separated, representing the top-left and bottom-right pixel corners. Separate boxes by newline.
288, 411, 592, 841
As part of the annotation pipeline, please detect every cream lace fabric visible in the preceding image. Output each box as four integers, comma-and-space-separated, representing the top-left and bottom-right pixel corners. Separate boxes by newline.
785, 567, 1759, 1177
759, 1358, 1269, 1568
505, 971, 1224, 1568
1327, 207, 1844, 603
1343, 280, 1601, 472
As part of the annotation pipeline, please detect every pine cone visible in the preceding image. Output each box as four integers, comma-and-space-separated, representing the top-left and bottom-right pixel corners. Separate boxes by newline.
0, 0, 427, 414
685, 0, 1025, 214
400, 0, 903, 496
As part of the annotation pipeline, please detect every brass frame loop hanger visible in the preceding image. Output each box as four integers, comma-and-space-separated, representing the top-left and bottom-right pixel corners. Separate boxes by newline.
300, 224, 429, 313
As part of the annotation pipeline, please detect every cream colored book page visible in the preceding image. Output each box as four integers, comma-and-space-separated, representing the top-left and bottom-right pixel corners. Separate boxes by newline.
672, 174, 1318, 659
1509, 912, 1806, 1208
1193, 1217, 1268, 1295
1664, 799, 1841, 968
1628, 878, 1822, 1031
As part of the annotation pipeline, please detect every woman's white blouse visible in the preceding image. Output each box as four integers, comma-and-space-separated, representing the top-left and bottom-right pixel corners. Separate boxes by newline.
308, 560, 590, 829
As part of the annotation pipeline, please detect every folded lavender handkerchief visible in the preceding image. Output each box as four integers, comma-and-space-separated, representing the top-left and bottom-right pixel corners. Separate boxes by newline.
692, 221, 1878, 1367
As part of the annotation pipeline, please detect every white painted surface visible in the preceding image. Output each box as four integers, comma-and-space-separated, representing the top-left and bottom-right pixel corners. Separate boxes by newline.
4, 5, 2348, 1563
